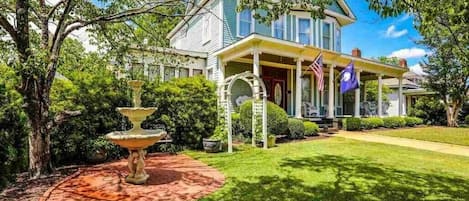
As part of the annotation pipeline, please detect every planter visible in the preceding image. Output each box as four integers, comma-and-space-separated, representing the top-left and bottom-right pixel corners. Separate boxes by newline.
203, 138, 222, 153
267, 135, 276, 148
86, 149, 108, 164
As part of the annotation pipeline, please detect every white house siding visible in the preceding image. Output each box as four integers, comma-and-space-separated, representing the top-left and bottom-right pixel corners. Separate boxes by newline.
169, 0, 223, 76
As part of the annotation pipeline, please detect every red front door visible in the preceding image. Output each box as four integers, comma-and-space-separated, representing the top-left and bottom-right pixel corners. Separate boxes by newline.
262, 67, 288, 111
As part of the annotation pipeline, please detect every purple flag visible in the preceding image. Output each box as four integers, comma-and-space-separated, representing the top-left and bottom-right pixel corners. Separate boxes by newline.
340, 62, 359, 94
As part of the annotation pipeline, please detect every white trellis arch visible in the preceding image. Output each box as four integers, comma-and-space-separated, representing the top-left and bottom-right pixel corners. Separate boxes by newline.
219, 71, 268, 153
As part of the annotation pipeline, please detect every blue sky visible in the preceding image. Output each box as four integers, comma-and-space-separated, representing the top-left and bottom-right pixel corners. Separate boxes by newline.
342, 0, 426, 74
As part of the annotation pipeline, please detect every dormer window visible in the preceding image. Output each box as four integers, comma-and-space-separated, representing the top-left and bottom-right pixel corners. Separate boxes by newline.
272, 16, 286, 39
298, 18, 311, 45
323, 22, 331, 50
237, 9, 253, 37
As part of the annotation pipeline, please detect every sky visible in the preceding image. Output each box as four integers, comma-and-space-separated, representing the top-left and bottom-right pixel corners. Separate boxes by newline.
342, 0, 427, 74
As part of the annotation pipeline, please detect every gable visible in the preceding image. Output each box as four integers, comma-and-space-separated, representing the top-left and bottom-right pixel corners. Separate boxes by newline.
328, 1, 347, 16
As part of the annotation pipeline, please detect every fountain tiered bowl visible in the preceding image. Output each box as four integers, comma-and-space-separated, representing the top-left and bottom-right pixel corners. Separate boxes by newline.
105, 80, 166, 185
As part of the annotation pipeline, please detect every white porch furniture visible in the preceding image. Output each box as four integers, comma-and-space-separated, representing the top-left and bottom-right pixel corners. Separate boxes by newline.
302, 102, 318, 117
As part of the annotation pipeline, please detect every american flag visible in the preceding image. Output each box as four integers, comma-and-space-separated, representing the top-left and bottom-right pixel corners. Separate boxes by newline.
309, 53, 324, 91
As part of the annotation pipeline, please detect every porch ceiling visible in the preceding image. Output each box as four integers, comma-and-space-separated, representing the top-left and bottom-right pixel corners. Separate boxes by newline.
214, 34, 408, 78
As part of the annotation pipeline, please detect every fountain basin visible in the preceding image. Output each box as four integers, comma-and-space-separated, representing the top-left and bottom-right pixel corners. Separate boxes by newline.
105, 130, 167, 150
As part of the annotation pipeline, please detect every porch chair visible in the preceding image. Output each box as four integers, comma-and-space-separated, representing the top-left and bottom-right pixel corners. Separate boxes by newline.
302, 102, 318, 118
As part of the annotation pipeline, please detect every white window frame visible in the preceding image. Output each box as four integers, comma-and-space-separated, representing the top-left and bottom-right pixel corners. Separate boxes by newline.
296, 17, 312, 45
202, 13, 211, 44
322, 22, 332, 50
335, 23, 341, 52
236, 6, 254, 38
271, 15, 287, 40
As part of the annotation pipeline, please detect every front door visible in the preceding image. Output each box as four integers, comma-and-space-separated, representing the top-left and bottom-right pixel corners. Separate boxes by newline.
262, 67, 288, 111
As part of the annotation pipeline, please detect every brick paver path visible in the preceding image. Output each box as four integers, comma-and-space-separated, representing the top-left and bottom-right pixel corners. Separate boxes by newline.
41, 153, 225, 201
336, 131, 469, 157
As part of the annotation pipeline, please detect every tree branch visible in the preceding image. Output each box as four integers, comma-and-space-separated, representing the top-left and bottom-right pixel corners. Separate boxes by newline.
47, 0, 65, 20
0, 14, 18, 45
46, 110, 81, 130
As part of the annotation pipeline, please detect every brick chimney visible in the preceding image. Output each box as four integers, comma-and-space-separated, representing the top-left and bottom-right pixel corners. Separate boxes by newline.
399, 58, 408, 68
352, 48, 361, 58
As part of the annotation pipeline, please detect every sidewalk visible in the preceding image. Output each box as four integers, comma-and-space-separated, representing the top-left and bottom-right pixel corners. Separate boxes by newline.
335, 131, 469, 157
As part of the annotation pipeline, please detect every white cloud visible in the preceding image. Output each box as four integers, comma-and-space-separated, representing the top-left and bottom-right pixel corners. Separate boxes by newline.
388, 47, 428, 59
397, 14, 411, 22
409, 63, 426, 75
48, 22, 97, 52
384, 25, 408, 38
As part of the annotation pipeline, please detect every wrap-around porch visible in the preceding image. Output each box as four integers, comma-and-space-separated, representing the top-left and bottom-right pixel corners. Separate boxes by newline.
214, 34, 408, 119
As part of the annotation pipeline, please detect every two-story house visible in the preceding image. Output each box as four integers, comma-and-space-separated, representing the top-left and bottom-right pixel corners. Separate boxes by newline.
162, 0, 409, 119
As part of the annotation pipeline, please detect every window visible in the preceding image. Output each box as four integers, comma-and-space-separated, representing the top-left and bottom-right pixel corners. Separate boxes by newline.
335, 26, 341, 52
179, 68, 189, 78
301, 76, 311, 102
323, 22, 331, 50
237, 9, 252, 37
164, 66, 176, 81
202, 14, 211, 44
272, 16, 285, 39
193, 69, 203, 76
148, 65, 160, 80
298, 18, 311, 45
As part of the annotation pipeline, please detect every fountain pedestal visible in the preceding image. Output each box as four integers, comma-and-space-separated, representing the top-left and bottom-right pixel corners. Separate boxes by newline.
105, 80, 166, 185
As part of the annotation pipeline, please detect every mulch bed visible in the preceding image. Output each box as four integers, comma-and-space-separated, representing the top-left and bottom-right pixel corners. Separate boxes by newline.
0, 166, 79, 201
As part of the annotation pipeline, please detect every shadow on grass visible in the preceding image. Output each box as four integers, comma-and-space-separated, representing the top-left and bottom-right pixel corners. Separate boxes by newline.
201, 155, 469, 201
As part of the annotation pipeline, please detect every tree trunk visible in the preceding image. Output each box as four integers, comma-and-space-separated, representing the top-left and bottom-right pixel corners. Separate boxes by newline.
22, 77, 53, 178
446, 103, 461, 127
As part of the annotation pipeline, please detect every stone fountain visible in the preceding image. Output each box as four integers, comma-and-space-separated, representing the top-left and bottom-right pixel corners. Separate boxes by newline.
106, 80, 166, 185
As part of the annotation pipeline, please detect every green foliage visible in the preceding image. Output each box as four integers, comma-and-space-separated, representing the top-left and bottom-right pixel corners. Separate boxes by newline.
344, 117, 361, 131
304, 121, 320, 136
211, 125, 228, 143
365, 80, 391, 103
361, 117, 384, 130
408, 96, 447, 125
240, 100, 288, 135
0, 64, 28, 190
465, 115, 469, 125
50, 53, 131, 165
142, 76, 218, 149
383, 117, 406, 128
232, 112, 248, 137
287, 118, 305, 139
404, 117, 424, 127
84, 136, 122, 162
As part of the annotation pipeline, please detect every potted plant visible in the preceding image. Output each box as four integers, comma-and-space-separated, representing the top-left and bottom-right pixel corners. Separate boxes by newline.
85, 136, 112, 163
267, 134, 276, 148
203, 125, 224, 153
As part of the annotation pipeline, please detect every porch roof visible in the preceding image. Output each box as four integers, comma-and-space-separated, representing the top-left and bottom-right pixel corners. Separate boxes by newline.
214, 34, 408, 78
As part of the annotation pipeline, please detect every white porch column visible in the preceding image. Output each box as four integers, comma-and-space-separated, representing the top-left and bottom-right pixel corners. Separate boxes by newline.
217, 58, 226, 102
253, 47, 260, 99
398, 77, 403, 116
378, 74, 383, 117
328, 64, 335, 118
295, 57, 303, 118
354, 70, 361, 117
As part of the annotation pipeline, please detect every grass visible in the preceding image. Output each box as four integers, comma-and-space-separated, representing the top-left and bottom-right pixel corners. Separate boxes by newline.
370, 127, 469, 146
186, 138, 469, 201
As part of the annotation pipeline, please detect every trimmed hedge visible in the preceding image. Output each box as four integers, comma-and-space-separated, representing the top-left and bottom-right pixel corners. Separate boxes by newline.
287, 118, 305, 139
343, 117, 361, 131
465, 115, 469, 125
361, 117, 384, 129
404, 116, 424, 127
240, 100, 288, 135
304, 121, 320, 136
383, 117, 406, 128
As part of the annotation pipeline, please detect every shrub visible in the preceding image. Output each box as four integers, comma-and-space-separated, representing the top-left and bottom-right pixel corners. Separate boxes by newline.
0, 64, 28, 190
84, 136, 122, 163
240, 100, 288, 135
361, 117, 384, 129
344, 117, 361, 131
404, 116, 424, 127
50, 68, 131, 165
232, 112, 247, 137
408, 96, 446, 125
142, 76, 218, 149
383, 117, 406, 128
304, 121, 320, 136
287, 118, 305, 139
465, 115, 469, 125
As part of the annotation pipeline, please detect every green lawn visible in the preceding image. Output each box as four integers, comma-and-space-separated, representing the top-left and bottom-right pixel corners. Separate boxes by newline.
370, 127, 469, 146
186, 138, 469, 201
